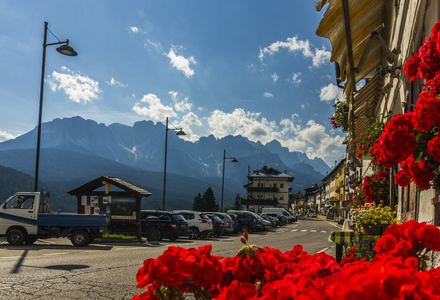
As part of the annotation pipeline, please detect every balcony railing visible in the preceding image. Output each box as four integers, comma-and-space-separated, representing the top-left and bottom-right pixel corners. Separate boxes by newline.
247, 186, 279, 193
242, 198, 279, 206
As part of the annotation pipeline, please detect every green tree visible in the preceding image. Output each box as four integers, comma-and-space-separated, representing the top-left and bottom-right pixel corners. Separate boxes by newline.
202, 187, 216, 211
233, 193, 242, 210
192, 193, 203, 211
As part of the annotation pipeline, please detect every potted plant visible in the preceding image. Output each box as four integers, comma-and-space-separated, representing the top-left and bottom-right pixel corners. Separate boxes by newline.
351, 203, 398, 235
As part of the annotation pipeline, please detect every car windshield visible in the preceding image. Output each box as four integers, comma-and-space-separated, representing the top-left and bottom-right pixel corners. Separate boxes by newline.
171, 214, 186, 222
199, 214, 210, 220
211, 215, 222, 223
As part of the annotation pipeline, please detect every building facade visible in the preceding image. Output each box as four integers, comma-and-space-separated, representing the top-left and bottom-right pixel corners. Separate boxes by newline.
242, 166, 294, 213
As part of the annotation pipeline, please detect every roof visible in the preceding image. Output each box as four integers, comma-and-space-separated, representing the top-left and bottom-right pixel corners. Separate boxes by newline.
249, 166, 294, 182
68, 176, 152, 198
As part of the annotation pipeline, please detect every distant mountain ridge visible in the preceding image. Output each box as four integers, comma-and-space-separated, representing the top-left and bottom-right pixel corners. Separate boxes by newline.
0, 116, 330, 209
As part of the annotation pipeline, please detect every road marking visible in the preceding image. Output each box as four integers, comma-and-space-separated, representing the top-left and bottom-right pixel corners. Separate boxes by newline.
301, 230, 307, 232
311, 230, 317, 232
42, 253, 67, 256
291, 229, 298, 232
321, 230, 327, 233
0, 256, 23, 260
316, 247, 329, 253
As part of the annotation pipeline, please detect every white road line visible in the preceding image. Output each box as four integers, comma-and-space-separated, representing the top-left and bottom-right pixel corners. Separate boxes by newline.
311, 230, 317, 232
0, 256, 23, 260
316, 247, 329, 253
321, 230, 327, 233
291, 229, 298, 232
301, 230, 307, 232
42, 253, 67, 256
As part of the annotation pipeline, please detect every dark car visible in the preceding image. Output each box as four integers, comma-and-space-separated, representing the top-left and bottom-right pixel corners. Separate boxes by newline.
206, 214, 225, 236
233, 212, 262, 233
141, 210, 190, 241
227, 213, 240, 233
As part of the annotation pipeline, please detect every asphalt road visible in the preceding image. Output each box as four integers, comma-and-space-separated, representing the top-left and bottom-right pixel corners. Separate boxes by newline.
0, 217, 340, 299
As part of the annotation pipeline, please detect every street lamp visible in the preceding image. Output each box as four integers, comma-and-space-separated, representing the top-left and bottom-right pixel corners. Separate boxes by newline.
221, 149, 238, 211
34, 21, 78, 192
163, 117, 185, 210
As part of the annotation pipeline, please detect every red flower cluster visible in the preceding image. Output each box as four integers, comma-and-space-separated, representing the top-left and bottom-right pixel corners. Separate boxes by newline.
133, 221, 440, 300
361, 171, 389, 205
372, 112, 416, 168
395, 155, 434, 190
374, 220, 440, 264
403, 21, 440, 81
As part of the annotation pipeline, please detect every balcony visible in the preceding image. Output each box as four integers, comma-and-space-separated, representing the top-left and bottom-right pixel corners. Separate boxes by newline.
247, 186, 279, 193
242, 198, 279, 206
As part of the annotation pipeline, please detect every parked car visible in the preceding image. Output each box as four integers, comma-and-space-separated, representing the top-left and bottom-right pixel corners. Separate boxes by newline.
256, 214, 272, 230
260, 214, 278, 227
171, 210, 213, 239
141, 210, 190, 241
261, 208, 297, 223
206, 214, 225, 236
226, 212, 240, 233
206, 212, 234, 234
227, 210, 263, 233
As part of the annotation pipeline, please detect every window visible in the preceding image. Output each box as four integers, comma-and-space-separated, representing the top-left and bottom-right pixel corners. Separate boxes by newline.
273, 183, 277, 188
5, 195, 35, 209
280, 184, 284, 188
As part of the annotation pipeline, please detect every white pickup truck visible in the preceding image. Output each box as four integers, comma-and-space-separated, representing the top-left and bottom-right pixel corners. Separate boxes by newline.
0, 192, 108, 247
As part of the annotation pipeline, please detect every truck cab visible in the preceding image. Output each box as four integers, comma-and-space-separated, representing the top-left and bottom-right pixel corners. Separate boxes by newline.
0, 192, 107, 246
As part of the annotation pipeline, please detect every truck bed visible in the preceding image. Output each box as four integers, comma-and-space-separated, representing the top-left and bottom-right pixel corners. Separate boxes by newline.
37, 213, 108, 227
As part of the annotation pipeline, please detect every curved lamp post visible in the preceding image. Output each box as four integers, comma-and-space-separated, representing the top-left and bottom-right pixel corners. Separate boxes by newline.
221, 149, 238, 211
34, 22, 78, 192
163, 117, 185, 210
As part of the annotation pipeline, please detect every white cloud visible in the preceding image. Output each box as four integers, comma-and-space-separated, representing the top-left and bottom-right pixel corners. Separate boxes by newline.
127, 26, 142, 33
264, 92, 274, 98
165, 46, 196, 78
106, 77, 127, 87
177, 112, 203, 142
271, 72, 278, 83
132, 93, 176, 122
0, 130, 16, 142
47, 67, 102, 104
319, 83, 345, 102
206, 109, 345, 165
144, 39, 163, 53
259, 36, 331, 67
169, 91, 192, 112
291, 72, 302, 85
313, 46, 332, 67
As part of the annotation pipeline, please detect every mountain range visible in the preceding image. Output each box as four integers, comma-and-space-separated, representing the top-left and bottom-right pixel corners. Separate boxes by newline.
0, 116, 330, 211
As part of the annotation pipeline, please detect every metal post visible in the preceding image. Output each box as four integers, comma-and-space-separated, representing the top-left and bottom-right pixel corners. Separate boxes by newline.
163, 117, 169, 210
34, 22, 48, 192
221, 149, 226, 211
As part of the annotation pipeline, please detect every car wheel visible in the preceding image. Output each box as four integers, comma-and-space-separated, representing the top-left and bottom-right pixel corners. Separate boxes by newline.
189, 227, 199, 239
169, 237, 177, 241
7, 228, 26, 246
241, 225, 250, 233
71, 231, 89, 247
158, 231, 163, 241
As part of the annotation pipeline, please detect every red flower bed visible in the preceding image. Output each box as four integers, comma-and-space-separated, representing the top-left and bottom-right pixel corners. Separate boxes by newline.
133, 221, 440, 300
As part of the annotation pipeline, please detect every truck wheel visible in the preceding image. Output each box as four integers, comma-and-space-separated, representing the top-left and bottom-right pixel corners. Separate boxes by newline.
25, 235, 38, 245
71, 231, 89, 247
7, 229, 25, 246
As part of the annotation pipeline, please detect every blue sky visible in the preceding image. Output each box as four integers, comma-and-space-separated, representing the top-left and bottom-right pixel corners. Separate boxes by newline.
0, 1, 347, 166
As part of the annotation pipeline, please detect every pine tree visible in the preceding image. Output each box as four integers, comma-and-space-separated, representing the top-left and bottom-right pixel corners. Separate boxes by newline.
202, 187, 216, 211
192, 193, 203, 211
233, 193, 242, 210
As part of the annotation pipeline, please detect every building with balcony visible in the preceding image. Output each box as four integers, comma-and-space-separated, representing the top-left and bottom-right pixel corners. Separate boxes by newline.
243, 166, 294, 213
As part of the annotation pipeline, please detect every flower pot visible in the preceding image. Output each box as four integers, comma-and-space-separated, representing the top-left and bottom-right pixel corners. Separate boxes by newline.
362, 224, 383, 235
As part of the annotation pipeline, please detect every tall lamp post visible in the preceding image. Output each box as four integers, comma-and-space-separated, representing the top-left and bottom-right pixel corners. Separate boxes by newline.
221, 149, 238, 211
163, 117, 185, 210
34, 21, 77, 192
